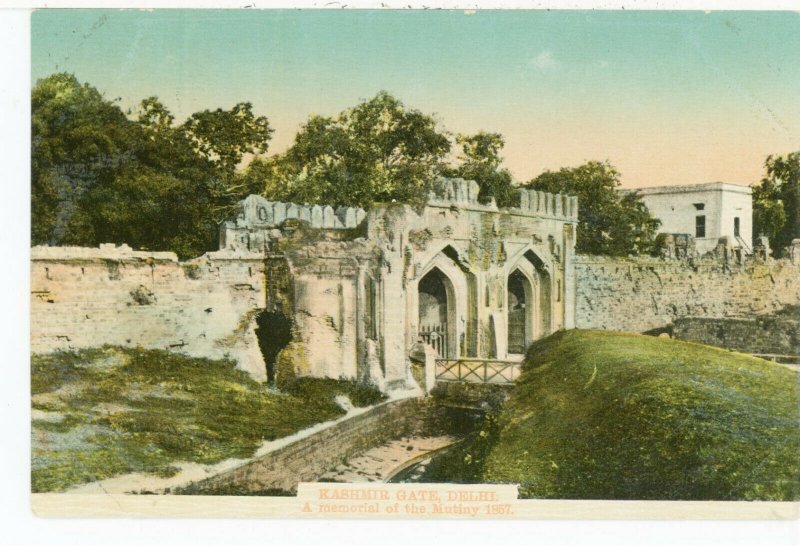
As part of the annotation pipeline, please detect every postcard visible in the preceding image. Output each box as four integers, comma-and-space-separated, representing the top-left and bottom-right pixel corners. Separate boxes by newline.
24, 5, 799, 525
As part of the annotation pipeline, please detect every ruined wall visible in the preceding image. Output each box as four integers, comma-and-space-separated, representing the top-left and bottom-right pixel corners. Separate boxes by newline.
575, 256, 800, 333
673, 315, 799, 357
30, 244, 269, 380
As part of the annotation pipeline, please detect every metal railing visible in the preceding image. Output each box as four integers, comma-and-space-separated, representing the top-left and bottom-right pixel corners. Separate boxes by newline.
420, 323, 448, 358
435, 358, 521, 385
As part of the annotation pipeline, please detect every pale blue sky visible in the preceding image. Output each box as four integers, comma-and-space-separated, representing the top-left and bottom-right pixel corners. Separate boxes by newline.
31, 9, 800, 187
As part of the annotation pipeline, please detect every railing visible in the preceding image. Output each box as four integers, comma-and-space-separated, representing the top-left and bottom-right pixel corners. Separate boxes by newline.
420, 324, 448, 358
435, 358, 521, 385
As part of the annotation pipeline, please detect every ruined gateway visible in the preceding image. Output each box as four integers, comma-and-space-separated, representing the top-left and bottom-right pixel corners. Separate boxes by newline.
29, 176, 800, 393
220, 178, 578, 390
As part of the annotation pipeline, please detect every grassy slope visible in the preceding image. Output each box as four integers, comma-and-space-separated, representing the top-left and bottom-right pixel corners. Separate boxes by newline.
481, 330, 800, 500
31, 347, 384, 493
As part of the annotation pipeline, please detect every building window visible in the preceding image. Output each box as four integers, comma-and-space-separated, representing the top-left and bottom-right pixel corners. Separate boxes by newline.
693, 203, 705, 211
695, 215, 706, 238
734, 217, 740, 237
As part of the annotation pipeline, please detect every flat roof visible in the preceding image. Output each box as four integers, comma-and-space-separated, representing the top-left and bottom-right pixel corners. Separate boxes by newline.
631, 182, 752, 196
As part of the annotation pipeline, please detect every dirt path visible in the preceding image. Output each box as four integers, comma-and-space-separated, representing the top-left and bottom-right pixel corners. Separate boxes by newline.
319, 436, 457, 483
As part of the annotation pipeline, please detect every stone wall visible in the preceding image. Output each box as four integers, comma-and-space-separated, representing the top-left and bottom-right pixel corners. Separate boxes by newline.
30, 244, 269, 381
672, 315, 799, 357
184, 397, 434, 494
575, 256, 800, 333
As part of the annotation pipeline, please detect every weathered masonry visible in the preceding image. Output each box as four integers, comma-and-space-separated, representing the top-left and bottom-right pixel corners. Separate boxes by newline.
227, 178, 578, 390
30, 244, 270, 380
32, 177, 798, 391
30, 178, 578, 391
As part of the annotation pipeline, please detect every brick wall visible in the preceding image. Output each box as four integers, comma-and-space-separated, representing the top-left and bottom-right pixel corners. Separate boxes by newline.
575, 256, 800, 333
30, 244, 269, 380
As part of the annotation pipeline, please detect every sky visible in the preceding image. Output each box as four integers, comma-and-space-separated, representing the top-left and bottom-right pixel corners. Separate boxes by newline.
31, 9, 800, 188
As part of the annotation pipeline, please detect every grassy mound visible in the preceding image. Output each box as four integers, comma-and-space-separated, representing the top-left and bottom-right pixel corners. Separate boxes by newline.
31, 346, 385, 492
479, 330, 799, 500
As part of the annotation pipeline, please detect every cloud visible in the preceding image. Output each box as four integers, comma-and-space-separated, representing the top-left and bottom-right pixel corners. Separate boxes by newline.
530, 50, 558, 70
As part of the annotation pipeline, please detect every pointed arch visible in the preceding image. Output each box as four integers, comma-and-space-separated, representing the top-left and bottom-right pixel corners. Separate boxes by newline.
507, 268, 532, 354
504, 247, 554, 352
413, 250, 471, 360
413, 243, 478, 358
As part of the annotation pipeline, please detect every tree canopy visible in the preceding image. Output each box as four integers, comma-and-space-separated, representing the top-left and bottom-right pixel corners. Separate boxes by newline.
753, 152, 799, 256
33, 77, 675, 259
525, 161, 660, 256
31, 73, 272, 258
243, 91, 451, 208
443, 132, 518, 208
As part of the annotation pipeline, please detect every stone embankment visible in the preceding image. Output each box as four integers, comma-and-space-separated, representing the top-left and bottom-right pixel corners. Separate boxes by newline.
181, 396, 446, 495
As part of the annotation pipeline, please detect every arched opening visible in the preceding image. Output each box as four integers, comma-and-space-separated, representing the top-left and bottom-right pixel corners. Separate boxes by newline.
255, 310, 292, 384
523, 250, 552, 339
418, 267, 456, 358
507, 270, 529, 354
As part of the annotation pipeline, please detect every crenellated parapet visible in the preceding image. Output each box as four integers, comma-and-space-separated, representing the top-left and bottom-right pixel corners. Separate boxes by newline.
235, 194, 366, 230
427, 177, 487, 208
516, 189, 578, 221
425, 178, 578, 223
220, 195, 367, 252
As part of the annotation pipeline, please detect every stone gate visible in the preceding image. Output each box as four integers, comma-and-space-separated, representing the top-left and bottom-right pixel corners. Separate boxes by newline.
222, 177, 578, 390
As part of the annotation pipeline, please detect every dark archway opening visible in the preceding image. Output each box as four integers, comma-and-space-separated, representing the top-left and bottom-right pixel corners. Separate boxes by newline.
255, 311, 292, 384
418, 268, 451, 358
507, 270, 528, 354
524, 250, 552, 339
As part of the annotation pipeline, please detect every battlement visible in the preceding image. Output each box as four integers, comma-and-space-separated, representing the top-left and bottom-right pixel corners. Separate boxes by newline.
426, 177, 578, 223
234, 194, 367, 230
426, 177, 485, 207
516, 189, 578, 221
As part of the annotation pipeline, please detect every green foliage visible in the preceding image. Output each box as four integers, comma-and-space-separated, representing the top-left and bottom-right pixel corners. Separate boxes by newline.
245, 91, 451, 208
479, 330, 800, 500
31, 74, 274, 258
410, 415, 501, 484
443, 132, 518, 207
753, 152, 799, 256
180, 102, 273, 176
31, 73, 141, 245
280, 377, 386, 408
31, 346, 383, 492
526, 161, 660, 256
74, 168, 217, 258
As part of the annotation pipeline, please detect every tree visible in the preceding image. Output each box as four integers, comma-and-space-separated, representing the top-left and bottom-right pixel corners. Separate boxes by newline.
31, 74, 274, 258
248, 91, 451, 208
181, 102, 273, 176
752, 152, 799, 256
75, 167, 217, 259
525, 161, 660, 256
445, 132, 518, 207
31, 73, 141, 244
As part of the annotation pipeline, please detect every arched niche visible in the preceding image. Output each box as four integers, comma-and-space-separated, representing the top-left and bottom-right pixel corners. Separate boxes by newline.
507, 269, 532, 355
504, 248, 553, 353
413, 247, 471, 359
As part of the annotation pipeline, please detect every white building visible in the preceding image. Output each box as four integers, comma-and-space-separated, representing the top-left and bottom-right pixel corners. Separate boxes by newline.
634, 182, 753, 255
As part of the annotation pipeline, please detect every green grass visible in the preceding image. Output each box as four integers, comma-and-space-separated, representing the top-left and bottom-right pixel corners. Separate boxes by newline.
433, 330, 800, 500
31, 346, 385, 493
